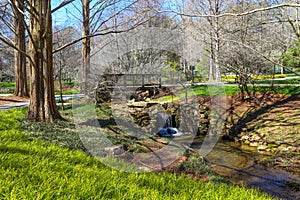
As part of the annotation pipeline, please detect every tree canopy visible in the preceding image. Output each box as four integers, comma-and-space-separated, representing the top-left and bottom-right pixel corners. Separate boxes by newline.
282, 41, 300, 70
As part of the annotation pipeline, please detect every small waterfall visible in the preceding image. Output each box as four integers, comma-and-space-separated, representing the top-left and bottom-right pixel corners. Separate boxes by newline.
157, 112, 176, 128
157, 112, 182, 137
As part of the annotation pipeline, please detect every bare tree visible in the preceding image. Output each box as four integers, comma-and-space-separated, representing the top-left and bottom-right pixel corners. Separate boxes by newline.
160, 0, 300, 78
0, 1, 28, 95
11, 0, 28, 97
53, 26, 81, 110
81, 0, 90, 94
179, 0, 230, 82
76, 0, 152, 94
25, 0, 64, 122
0, 0, 76, 122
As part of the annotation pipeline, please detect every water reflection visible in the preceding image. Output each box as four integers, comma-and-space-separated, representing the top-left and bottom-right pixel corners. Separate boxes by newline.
175, 136, 300, 200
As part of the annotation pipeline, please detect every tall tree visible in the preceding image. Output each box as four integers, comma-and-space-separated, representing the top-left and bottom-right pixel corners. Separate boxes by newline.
211, 0, 222, 82
181, 0, 227, 82
81, 0, 90, 94
76, 0, 149, 94
164, 0, 300, 81
12, 0, 28, 97
26, 0, 63, 122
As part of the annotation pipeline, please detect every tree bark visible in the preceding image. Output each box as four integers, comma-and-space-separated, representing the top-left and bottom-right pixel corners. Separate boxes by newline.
81, 0, 91, 95
209, 28, 214, 81
58, 60, 64, 111
214, 0, 221, 82
13, 0, 29, 97
27, 0, 63, 123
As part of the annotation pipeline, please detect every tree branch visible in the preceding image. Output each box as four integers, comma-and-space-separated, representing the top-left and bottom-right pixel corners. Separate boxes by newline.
53, 19, 148, 54
51, 0, 75, 13
225, 39, 300, 76
0, 34, 34, 66
158, 4, 300, 18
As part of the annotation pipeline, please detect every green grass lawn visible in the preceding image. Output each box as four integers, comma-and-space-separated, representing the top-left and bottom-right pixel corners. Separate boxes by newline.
156, 85, 300, 102
0, 108, 273, 199
252, 86, 300, 95
0, 82, 15, 94
55, 89, 80, 95
253, 78, 300, 84
156, 85, 237, 101
0, 82, 15, 88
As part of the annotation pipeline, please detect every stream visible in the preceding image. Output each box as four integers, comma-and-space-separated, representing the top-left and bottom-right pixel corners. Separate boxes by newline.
175, 135, 300, 200
94, 103, 299, 199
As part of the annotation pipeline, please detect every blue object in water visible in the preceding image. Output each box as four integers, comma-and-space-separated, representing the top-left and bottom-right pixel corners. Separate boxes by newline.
158, 127, 183, 137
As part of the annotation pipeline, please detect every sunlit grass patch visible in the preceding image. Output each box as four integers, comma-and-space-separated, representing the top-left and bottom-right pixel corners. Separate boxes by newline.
0, 108, 274, 199
0, 82, 15, 88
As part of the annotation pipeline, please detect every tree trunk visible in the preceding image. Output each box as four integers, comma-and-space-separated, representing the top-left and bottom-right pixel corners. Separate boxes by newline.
81, 0, 91, 95
214, 0, 221, 82
27, 0, 63, 123
209, 31, 214, 81
214, 32, 221, 82
13, 0, 28, 97
59, 61, 64, 111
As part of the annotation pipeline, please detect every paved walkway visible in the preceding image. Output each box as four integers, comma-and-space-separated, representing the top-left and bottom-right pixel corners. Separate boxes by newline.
269, 76, 300, 81
0, 102, 29, 110
0, 94, 84, 110
194, 82, 300, 87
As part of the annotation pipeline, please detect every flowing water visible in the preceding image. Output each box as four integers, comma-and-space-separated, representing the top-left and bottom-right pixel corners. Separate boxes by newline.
175, 135, 300, 200
157, 112, 175, 128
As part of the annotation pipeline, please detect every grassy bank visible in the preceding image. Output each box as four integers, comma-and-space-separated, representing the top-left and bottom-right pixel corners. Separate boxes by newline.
156, 85, 300, 102
0, 82, 15, 94
0, 108, 273, 199
0, 82, 15, 88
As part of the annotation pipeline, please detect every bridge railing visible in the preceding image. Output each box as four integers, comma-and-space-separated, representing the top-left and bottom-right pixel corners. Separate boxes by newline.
101, 73, 185, 88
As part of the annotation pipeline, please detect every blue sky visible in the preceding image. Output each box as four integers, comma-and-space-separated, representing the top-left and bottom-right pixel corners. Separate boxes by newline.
50, 0, 177, 29
51, 0, 80, 28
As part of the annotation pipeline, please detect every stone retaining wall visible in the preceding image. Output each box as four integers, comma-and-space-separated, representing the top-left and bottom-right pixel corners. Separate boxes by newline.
113, 101, 211, 135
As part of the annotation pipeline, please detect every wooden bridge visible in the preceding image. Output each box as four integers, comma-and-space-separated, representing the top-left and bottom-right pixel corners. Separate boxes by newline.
101, 73, 185, 88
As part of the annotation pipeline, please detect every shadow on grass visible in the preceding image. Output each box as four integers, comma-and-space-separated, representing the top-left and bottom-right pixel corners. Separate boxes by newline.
0, 145, 30, 155
228, 88, 300, 136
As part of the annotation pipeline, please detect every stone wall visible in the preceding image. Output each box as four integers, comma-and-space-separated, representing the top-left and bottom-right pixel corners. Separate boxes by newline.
116, 101, 211, 135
